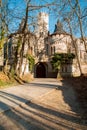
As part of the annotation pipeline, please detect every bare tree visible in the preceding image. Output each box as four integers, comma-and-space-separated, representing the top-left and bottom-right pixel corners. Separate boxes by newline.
3, 0, 86, 77
4, 0, 57, 76
52, 0, 87, 76
64, 18, 83, 75
68, 0, 87, 52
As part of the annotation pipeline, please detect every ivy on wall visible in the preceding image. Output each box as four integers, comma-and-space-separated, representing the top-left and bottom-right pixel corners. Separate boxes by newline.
51, 53, 75, 70
27, 54, 35, 72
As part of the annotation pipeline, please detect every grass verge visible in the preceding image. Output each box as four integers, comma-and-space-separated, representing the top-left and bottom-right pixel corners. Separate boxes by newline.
0, 72, 34, 89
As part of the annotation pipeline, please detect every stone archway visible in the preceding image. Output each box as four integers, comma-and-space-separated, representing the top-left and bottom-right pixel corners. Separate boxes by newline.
36, 62, 46, 78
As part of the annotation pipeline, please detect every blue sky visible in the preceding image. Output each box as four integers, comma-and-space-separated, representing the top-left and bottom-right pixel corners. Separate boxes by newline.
4, 0, 87, 36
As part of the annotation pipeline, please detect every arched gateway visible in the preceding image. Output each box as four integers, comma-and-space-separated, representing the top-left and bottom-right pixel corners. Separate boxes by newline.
35, 62, 46, 78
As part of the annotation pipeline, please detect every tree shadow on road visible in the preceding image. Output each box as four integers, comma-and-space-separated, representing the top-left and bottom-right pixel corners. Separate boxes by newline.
0, 100, 86, 130
57, 79, 81, 114
28, 82, 58, 88
0, 99, 86, 129
0, 79, 87, 129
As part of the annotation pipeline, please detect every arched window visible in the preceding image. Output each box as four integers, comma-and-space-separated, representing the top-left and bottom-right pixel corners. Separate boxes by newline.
46, 44, 48, 55
51, 47, 52, 55
54, 46, 55, 54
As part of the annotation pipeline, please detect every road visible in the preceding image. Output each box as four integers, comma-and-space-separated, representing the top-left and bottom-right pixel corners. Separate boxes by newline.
0, 78, 87, 130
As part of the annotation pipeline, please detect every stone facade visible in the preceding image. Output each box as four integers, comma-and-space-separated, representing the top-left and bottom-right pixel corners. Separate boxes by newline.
1, 12, 87, 78
3, 32, 36, 76
44, 33, 87, 77
34, 14, 87, 78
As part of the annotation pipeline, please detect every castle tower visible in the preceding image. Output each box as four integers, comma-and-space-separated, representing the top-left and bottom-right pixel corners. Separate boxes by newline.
37, 12, 49, 37
35, 12, 49, 62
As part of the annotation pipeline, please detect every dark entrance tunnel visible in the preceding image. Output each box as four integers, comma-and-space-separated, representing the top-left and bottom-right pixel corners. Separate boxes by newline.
36, 63, 46, 78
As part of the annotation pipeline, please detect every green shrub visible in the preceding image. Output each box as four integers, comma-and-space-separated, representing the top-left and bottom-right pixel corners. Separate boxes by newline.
51, 53, 75, 70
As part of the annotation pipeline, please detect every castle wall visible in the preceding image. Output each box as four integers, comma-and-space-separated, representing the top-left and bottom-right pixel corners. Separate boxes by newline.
45, 32, 87, 77
1, 12, 87, 78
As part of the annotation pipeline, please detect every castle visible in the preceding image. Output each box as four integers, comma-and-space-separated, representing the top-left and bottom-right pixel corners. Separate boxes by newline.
34, 12, 87, 78
1, 12, 87, 77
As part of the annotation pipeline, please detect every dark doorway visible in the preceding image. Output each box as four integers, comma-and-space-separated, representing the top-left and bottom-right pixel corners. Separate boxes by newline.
36, 63, 46, 78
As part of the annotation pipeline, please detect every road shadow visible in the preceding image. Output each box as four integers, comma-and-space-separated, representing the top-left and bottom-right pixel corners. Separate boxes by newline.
56, 79, 81, 114
0, 91, 28, 104
0, 79, 87, 129
0, 100, 86, 130
28, 79, 84, 116
28, 82, 58, 88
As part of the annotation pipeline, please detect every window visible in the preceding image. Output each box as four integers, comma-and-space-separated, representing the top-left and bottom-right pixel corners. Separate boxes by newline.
46, 44, 48, 55
65, 66, 67, 72
51, 47, 52, 55
80, 50, 82, 59
84, 53, 87, 62
54, 46, 55, 54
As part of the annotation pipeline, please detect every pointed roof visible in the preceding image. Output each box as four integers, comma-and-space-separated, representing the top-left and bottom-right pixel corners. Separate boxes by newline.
54, 20, 65, 33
